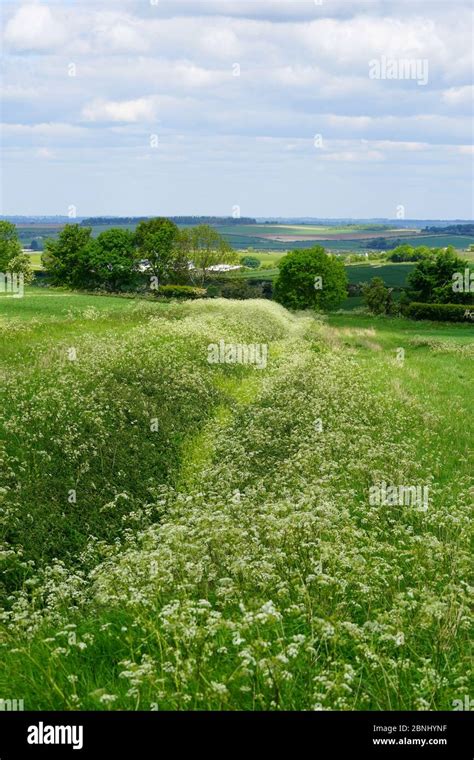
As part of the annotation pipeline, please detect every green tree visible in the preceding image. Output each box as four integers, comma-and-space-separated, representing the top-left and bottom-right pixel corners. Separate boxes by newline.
88, 228, 138, 291
362, 277, 393, 315
187, 225, 237, 285
274, 246, 347, 311
134, 218, 180, 282
42, 224, 93, 287
0, 221, 22, 271
407, 247, 473, 304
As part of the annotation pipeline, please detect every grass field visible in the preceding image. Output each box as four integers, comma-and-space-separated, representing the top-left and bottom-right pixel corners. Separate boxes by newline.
0, 289, 472, 711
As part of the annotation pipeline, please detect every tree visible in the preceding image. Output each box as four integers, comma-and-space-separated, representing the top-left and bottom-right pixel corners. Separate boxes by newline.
0, 221, 22, 272
274, 246, 347, 311
363, 277, 393, 315
88, 228, 139, 291
134, 218, 180, 282
187, 225, 238, 285
407, 247, 473, 304
389, 244, 431, 262
8, 253, 35, 284
240, 255, 261, 269
42, 224, 93, 287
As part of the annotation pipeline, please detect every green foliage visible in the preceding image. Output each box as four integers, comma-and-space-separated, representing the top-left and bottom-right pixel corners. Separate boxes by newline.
240, 255, 261, 269
407, 247, 473, 304
0, 294, 471, 710
88, 228, 139, 291
0, 221, 23, 271
157, 284, 207, 299
388, 244, 431, 262
362, 277, 393, 315
187, 225, 238, 285
406, 302, 473, 322
42, 224, 93, 287
7, 253, 35, 284
220, 280, 262, 299
206, 284, 220, 298
274, 246, 347, 311
134, 218, 181, 281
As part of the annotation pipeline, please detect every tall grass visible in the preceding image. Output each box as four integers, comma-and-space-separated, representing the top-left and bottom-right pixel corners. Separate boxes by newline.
0, 294, 472, 710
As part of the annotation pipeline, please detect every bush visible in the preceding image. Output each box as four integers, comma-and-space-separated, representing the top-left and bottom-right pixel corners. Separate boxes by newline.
362, 277, 393, 315
406, 302, 474, 322
206, 284, 221, 298
157, 284, 207, 299
7, 253, 35, 284
240, 255, 261, 269
220, 280, 262, 300
348, 283, 364, 297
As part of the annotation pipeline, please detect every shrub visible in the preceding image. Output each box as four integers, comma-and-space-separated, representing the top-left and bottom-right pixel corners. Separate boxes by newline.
7, 253, 35, 284
406, 302, 474, 322
157, 284, 207, 299
362, 277, 393, 315
240, 255, 261, 269
206, 284, 221, 298
220, 280, 262, 299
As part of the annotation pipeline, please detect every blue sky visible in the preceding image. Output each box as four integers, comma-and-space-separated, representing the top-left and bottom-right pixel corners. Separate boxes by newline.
1, 0, 473, 218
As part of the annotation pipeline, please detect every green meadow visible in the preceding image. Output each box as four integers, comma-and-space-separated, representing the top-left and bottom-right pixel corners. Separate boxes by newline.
0, 290, 472, 710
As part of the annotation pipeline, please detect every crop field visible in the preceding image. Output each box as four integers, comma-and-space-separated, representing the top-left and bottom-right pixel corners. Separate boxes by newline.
345, 263, 415, 287
15, 220, 474, 254
0, 290, 472, 711
231, 259, 416, 289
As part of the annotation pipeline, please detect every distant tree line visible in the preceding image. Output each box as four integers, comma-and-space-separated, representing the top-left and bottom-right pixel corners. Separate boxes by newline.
422, 223, 474, 235
80, 216, 257, 227
360, 237, 403, 250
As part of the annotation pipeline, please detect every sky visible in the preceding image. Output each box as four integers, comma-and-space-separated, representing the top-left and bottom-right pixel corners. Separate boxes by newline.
1, 0, 473, 218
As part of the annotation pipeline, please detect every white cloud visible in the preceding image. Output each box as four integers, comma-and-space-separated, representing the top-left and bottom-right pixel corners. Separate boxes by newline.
82, 97, 159, 123
4, 4, 67, 52
1, 0, 472, 216
36, 147, 55, 159
442, 85, 474, 106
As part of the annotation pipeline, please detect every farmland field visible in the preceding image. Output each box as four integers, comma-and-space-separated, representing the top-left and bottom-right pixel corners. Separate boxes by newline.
230, 259, 416, 289
14, 219, 474, 254
0, 290, 472, 710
